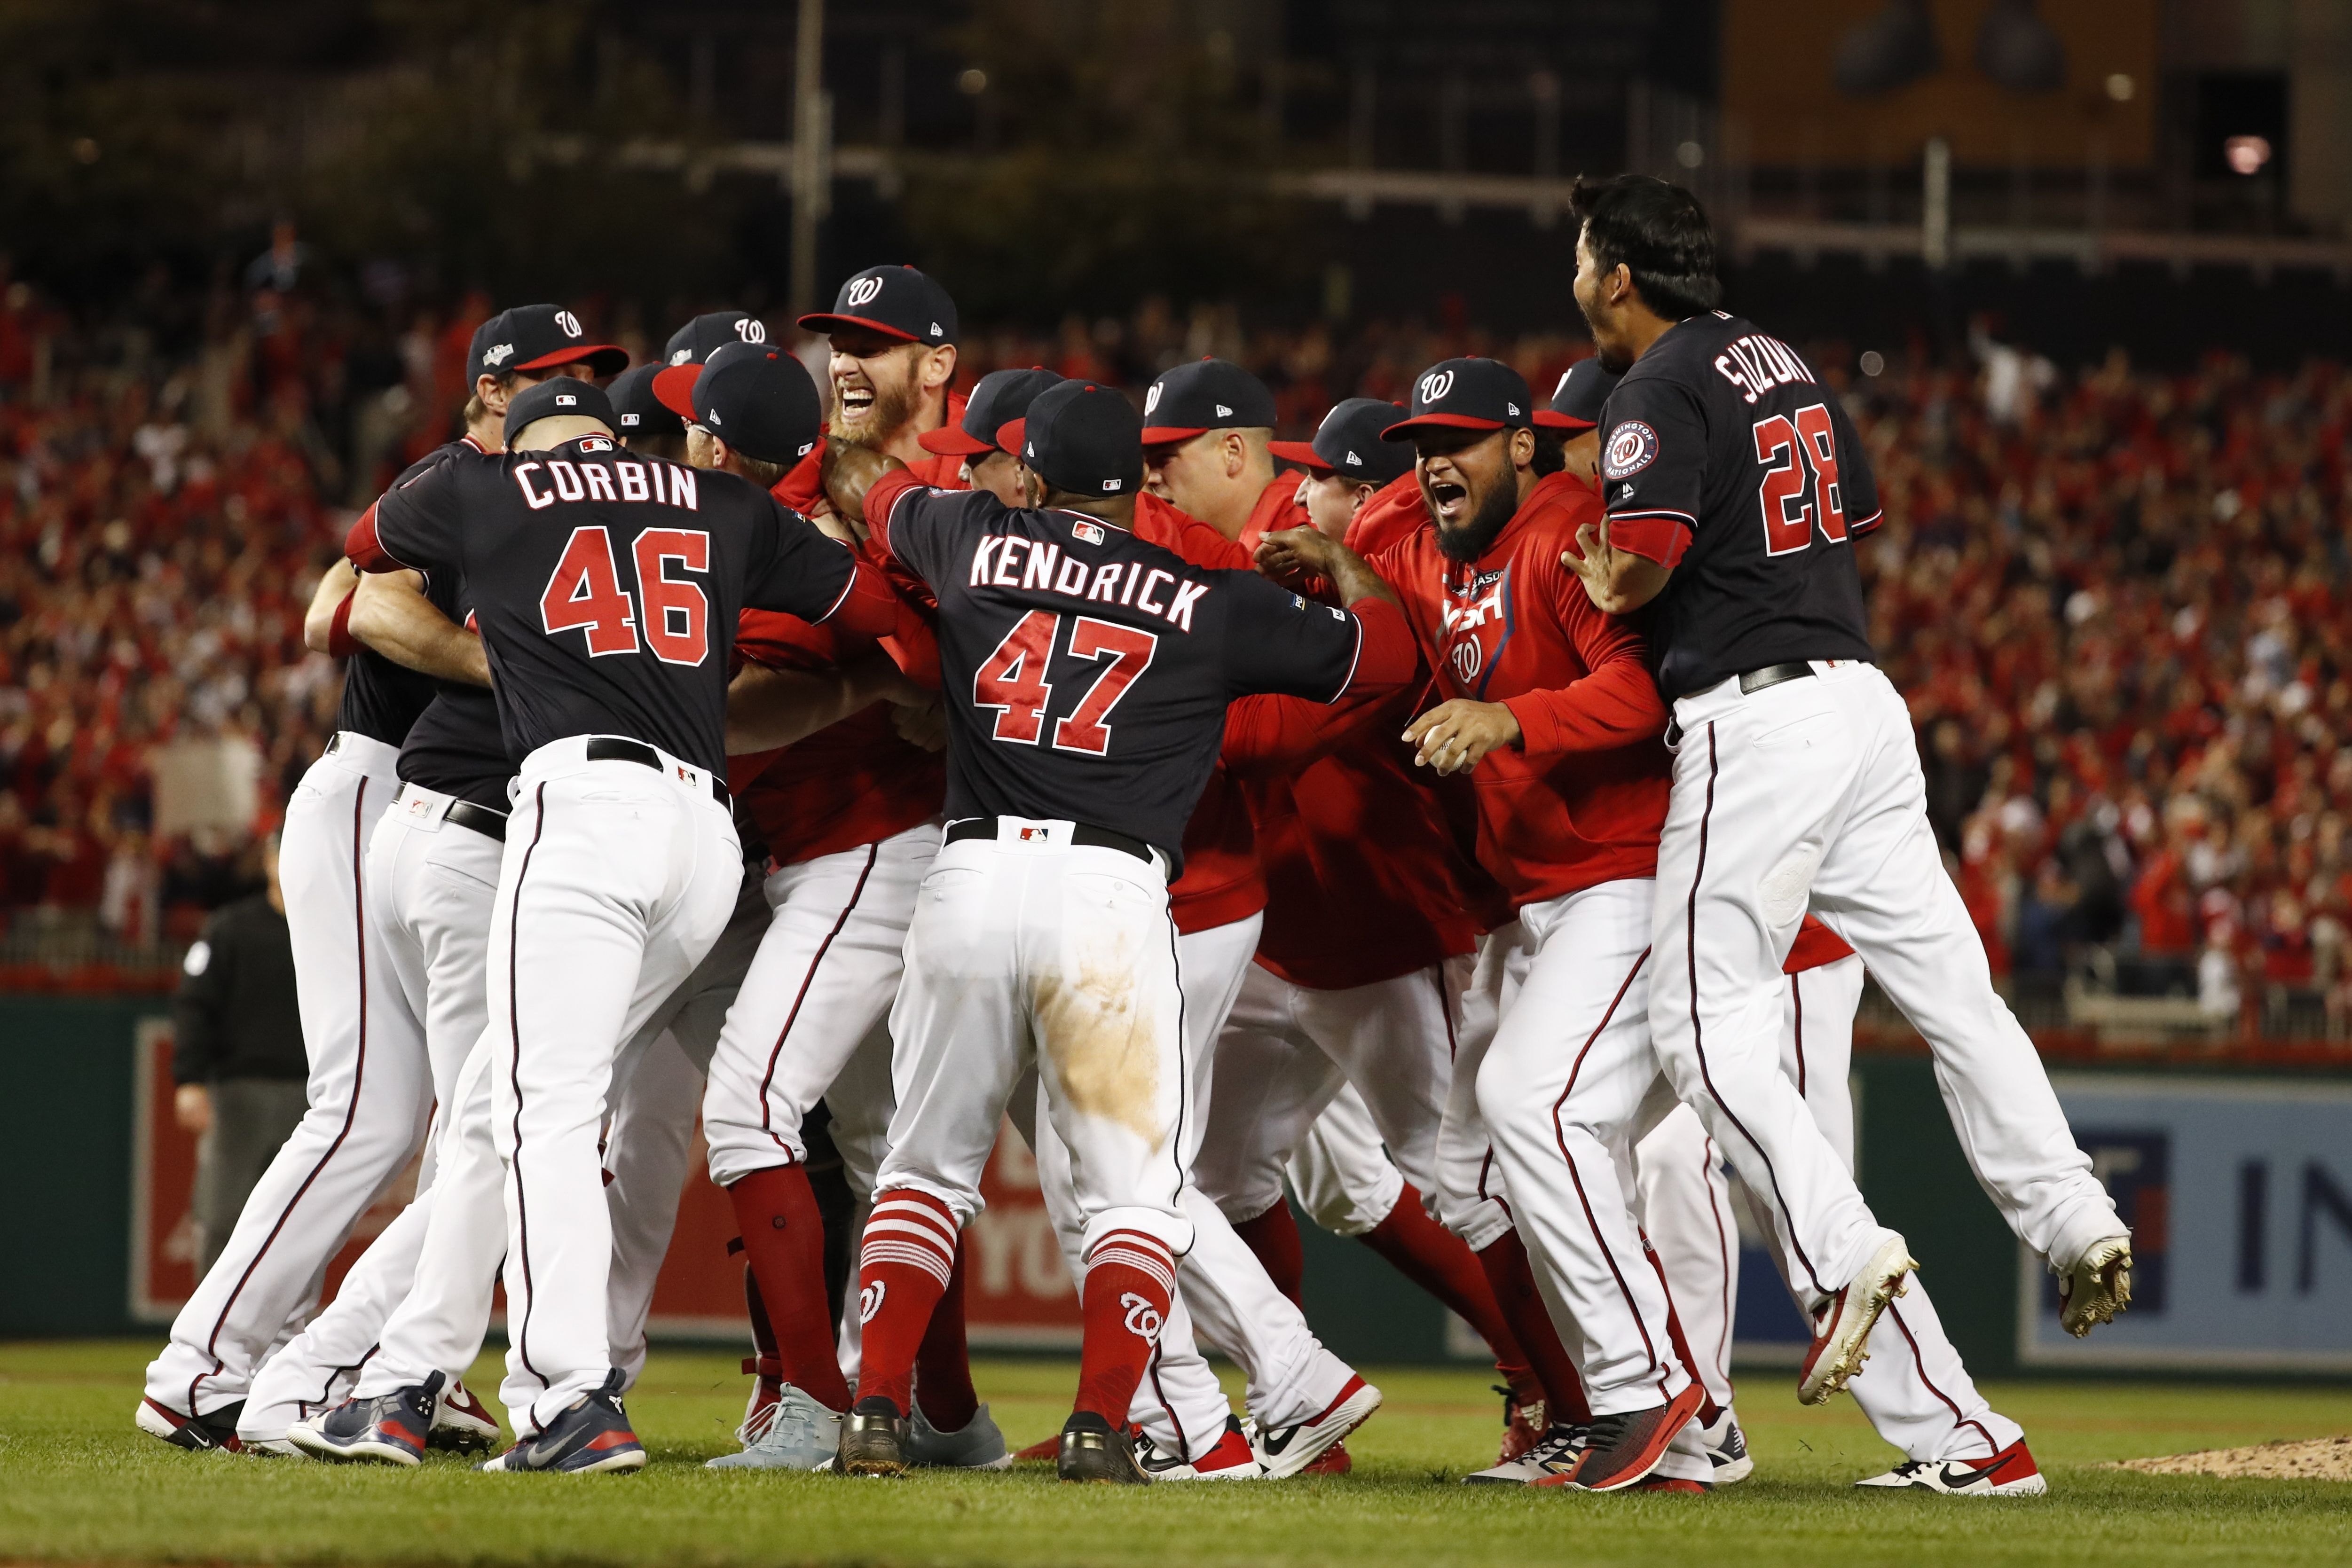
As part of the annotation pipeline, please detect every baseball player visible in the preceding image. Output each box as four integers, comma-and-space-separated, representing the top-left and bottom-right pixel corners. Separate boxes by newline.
137, 306, 626, 1454
608, 362, 689, 463
1141, 358, 1311, 550
796, 265, 968, 483
1259, 357, 1713, 1492
335, 374, 909, 1472
1558, 173, 2132, 1385
817, 380, 1419, 1482
918, 366, 1067, 503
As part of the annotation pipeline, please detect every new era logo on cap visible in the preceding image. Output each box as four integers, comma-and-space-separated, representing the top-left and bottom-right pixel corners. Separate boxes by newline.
1266, 397, 1413, 485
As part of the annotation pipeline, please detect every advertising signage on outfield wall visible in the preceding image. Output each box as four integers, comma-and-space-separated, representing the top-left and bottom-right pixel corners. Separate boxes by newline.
2018, 1074, 2352, 1372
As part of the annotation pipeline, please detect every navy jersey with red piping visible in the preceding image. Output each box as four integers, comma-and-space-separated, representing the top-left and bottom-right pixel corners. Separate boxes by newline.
349, 438, 890, 778
379, 437, 514, 811
864, 468, 1414, 867
335, 437, 489, 748
1599, 311, 1882, 700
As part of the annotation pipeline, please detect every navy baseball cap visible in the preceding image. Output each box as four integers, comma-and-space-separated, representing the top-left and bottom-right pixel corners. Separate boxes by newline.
664, 309, 770, 367
685, 342, 822, 466
1549, 357, 1622, 431
1014, 381, 1142, 498
1140, 358, 1278, 444
503, 377, 615, 446
1383, 357, 1578, 441
798, 265, 958, 347
920, 367, 1063, 459
1269, 399, 1414, 483
469, 305, 627, 383
607, 364, 686, 440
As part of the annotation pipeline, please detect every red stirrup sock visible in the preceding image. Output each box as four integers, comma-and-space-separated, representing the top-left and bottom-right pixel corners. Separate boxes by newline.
912, 1239, 980, 1433
1232, 1200, 1307, 1309
1074, 1231, 1176, 1423
1359, 1183, 1529, 1368
1477, 1226, 1594, 1426
725, 1165, 850, 1411
850, 1188, 960, 1417
1644, 1231, 1721, 1423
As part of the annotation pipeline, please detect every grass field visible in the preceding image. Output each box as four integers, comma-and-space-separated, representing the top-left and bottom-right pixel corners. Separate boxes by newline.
1, 1341, 2347, 1567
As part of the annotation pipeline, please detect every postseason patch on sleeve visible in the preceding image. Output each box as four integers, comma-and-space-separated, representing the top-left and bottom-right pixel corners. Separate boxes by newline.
1602, 420, 1660, 480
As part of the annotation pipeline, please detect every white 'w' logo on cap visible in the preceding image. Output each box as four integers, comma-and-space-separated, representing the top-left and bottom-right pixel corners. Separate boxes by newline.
1144, 383, 1164, 414
555, 310, 583, 337
845, 276, 883, 307
1417, 369, 1455, 405
735, 319, 767, 342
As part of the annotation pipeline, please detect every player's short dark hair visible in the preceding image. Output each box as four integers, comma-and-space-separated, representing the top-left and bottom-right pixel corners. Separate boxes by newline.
1529, 426, 1565, 477
1567, 173, 1720, 321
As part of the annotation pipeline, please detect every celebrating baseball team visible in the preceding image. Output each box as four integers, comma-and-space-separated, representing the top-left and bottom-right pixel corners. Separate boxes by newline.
130, 172, 2137, 1494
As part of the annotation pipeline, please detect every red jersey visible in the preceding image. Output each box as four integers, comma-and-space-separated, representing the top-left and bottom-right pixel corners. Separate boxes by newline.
1785, 916, 1856, 974
1236, 472, 1312, 557
1369, 471, 1670, 909
1343, 472, 1430, 558
729, 610, 946, 866
772, 391, 972, 515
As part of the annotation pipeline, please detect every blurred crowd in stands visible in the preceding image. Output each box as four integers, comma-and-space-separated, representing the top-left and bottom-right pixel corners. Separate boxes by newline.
2, 261, 2348, 1037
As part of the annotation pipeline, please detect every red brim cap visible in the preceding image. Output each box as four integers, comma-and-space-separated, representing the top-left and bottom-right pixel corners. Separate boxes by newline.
994, 417, 1027, 458
515, 343, 629, 376
1379, 412, 1509, 441
1139, 426, 1209, 445
1533, 409, 1590, 431
917, 424, 998, 456
652, 363, 702, 419
795, 313, 923, 343
1266, 439, 1332, 472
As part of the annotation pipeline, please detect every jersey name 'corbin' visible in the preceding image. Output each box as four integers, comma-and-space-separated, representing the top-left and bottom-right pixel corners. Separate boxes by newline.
966, 532, 1211, 633
512, 456, 700, 511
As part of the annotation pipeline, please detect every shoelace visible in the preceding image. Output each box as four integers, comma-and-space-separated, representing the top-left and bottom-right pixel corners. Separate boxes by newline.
745, 1396, 825, 1454
736, 1398, 780, 1447
1519, 1425, 1592, 1471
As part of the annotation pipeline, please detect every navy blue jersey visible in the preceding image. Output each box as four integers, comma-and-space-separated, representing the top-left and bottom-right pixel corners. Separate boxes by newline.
1599, 311, 1882, 699
871, 477, 1365, 862
359, 438, 862, 777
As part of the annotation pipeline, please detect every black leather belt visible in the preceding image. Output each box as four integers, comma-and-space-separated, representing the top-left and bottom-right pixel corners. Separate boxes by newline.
393, 782, 508, 842
585, 736, 731, 807
944, 816, 1156, 865
1738, 662, 1816, 695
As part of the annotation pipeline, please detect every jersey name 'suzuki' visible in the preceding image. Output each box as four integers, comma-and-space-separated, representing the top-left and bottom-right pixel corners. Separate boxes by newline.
967, 533, 1210, 633
513, 456, 700, 511
1711, 331, 1817, 405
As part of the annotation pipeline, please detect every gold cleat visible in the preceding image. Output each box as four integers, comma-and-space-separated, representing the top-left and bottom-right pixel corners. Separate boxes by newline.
2059, 1236, 2133, 1337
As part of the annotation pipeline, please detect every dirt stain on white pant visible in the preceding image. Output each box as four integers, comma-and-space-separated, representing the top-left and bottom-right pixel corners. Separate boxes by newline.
1032, 933, 1163, 1146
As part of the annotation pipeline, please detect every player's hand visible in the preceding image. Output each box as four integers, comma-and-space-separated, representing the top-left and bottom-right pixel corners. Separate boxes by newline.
174, 1083, 213, 1135
1403, 699, 1521, 775
1255, 525, 1341, 587
890, 697, 949, 753
1564, 520, 1672, 614
821, 438, 905, 525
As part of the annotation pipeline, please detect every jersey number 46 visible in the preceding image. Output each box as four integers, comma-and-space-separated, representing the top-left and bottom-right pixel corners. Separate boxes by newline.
1752, 402, 1847, 556
539, 525, 710, 665
974, 610, 1157, 757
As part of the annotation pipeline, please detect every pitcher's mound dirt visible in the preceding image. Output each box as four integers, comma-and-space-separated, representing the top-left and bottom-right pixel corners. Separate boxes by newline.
2112, 1435, 2352, 1480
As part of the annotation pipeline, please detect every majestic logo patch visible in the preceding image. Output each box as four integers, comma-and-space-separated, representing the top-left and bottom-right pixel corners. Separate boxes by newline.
1603, 419, 1660, 480
1417, 368, 1455, 405
845, 275, 884, 307
858, 1280, 886, 1323
554, 309, 583, 337
1071, 520, 1105, 544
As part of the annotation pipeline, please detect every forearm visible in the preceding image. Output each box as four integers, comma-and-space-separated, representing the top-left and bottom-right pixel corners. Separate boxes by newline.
349, 573, 489, 685
1499, 654, 1669, 759
303, 561, 359, 653
726, 658, 903, 754
1322, 543, 1400, 610
1582, 517, 1676, 613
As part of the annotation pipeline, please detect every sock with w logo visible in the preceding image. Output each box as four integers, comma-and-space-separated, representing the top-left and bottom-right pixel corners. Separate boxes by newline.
1075, 1230, 1176, 1424
852, 1188, 960, 1418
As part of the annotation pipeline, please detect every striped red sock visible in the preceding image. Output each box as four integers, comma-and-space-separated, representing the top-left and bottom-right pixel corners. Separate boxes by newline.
852, 1188, 960, 1418
1477, 1226, 1593, 1426
912, 1240, 979, 1433
1232, 1201, 1306, 1309
725, 1165, 850, 1411
1360, 1183, 1530, 1373
1074, 1231, 1176, 1423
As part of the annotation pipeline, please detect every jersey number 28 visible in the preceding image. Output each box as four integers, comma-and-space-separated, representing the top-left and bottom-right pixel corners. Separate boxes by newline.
539, 525, 710, 665
974, 610, 1157, 756
1752, 403, 1847, 556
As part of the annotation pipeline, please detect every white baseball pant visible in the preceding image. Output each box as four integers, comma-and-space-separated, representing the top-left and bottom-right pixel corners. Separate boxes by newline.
1192, 960, 1460, 1229
1649, 660, 2123, 1301
1285, 1082, 1404, 1239
488, 736, 742, 1434
1431, 935, 1516, 1255
146, 733, 427, 1421
1646, 956, 2022, 1462
239, 785, 505, 1439
701, 821, 936, 1188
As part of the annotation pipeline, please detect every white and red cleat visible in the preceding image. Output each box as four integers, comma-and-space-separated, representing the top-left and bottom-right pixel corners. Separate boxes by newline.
1251, 1375, 1382, 1479
1137, 1415, 1264, 1480
1855, 1439, 2048, 1497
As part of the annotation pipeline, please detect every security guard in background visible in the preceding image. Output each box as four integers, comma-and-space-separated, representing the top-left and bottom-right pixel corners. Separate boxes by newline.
174, 834, 308, 1272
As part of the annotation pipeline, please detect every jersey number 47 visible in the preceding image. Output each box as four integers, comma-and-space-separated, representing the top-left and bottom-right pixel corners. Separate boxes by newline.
975, 609, 1156, 757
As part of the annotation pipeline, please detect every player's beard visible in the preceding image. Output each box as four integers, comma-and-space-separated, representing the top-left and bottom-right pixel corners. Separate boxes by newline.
1432, 472, 1519, 562
834, 366, 922, 447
